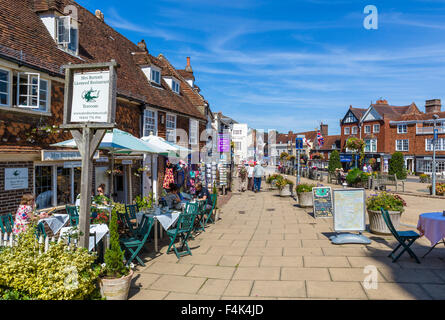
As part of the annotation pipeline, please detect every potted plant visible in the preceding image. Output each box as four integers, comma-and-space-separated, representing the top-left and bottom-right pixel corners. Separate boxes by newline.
419, 173, 430, 183
266, 174, 282, 190
366, 192, 407, 234
296, 183, 316, 207
428, 183, 445, 196
98, 207, 133, 300
275, 177, 294, 197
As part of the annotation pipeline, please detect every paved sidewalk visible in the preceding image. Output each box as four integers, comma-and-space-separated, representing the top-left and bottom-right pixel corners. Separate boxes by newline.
129, 182, 445, 300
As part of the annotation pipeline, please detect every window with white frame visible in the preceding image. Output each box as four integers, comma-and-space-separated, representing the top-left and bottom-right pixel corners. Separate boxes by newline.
373, 124, 380, 133
235, 141, 242, 151
344, 127, 350, 135
17, 73, 49, 111
189, 119, 198, 145
56, 15, 78, 55
364, 139, 377, 152
364, 125, 371, 134
0, 69, 10, 106
425, 138, 445, 151
172, 79, 180, 94
233, 129, 243, 135
417, 159, 445, 173
396, 139, 409, 151
143, 109, 157, 136
352, 126, 358, 134
151, 68, 161, 85
166, 114, 176, 142
397, 124, 407, 134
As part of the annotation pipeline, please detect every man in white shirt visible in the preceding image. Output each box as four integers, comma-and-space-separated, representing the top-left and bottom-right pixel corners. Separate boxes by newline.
253, 162, 265, 192
247, 163, 255, 191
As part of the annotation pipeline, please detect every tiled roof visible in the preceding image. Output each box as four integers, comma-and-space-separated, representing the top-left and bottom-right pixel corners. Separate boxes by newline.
177, 69, 195, 81
349, 107, 367, 120
319, 135, 341, 151
0, 0, 205, 120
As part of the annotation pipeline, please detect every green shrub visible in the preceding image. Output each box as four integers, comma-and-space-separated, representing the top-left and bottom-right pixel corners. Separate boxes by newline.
366, 192, 406, 212
296, 183, 316, 193
389, 152, 407, 180
275, 178, 294, 190
102, 208, 129, 279
0, 225, 100, 300
346, 168, 362, 186
266, 174, 283, 184
328, 150, 341, 173
134, 194, 153, 210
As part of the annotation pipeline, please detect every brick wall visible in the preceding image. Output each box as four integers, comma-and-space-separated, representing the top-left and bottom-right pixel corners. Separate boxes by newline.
388, 125, 445, 156
0, 161, 34, 215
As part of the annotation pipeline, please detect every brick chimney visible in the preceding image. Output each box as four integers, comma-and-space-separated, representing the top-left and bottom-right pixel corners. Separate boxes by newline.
185, 57, 193, 72
425, 99, 441, 114
320, 123, 328, 136
137, 39, 148, 53
375, 99, 388, 105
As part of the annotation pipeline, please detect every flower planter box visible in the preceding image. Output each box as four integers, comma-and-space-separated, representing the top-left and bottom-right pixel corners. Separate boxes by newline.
279, 185, 292, 197
367, 210, 402, 235
99, 269, 133, 300
297, 192, 313, 207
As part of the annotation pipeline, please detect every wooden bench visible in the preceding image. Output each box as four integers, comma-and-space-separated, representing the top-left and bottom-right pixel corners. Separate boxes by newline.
373, 174, 405, 192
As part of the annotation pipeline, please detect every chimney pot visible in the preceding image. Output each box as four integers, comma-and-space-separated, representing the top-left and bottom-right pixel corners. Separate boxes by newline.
137, 40, 148, 53
185, 57, 193, 72
95, 9, 104, 21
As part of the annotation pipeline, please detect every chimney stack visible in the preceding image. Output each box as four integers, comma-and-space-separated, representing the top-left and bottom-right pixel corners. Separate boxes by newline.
95, 9, 104, 21
137, 39, 148, 53
320, 123, 328, 137
185, 57, 193, 72
425, 99, 441, 114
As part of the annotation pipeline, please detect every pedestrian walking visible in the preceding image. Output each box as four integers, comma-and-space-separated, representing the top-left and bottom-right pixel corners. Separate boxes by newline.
247, 163, 255, 191
253, 161, 265, 193
238, 164, 248, 192
363, 164, 368, 173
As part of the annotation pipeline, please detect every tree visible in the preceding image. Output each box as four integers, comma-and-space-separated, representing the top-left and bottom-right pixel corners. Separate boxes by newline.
346, 137, 365, 168
328, 150, 341, 173
389, 152, 407, 180
280, 152, 289, 160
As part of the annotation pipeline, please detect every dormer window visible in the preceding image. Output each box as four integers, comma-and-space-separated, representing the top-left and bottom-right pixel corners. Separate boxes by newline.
141, 65, 161, 86
56, 15, 78, 55
172, 79, 180, 94
151, 68, 161, 85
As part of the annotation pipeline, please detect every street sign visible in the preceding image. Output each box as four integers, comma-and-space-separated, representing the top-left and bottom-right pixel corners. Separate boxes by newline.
340, 154, 352, 162
295, 138, 303, 150
434, 128, 438, 142
312, 187, 333, 218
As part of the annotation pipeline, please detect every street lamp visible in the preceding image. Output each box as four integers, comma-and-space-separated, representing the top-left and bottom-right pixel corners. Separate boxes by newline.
432, 114, 439, 196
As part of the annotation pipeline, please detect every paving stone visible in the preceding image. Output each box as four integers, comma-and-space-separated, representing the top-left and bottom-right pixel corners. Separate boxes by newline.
223, 280, 253, 296
233, 267, 281, 280
187, 265, 236, 279
266, 240, 302, 248
244, 247, 283, 256
281, 267, 331, 281
304, 256, 350, 268
144, 262, 194, 276
177, 254, 222, 266
364, 283, 432, 300
164, 292, 221, 300
251, 280, 306, 298
198, 279, 230, 296
238, 256, 262, 267
150, 275, 207, 294
129, 289, 169, 300
379, 268, 444, 284
283, 247, 324, 256
218, 255, 242, 267
260, 256, 303, 267
421, 284, 445, 300
207, 246, 246, 256
329, 267, 386, 282
307, 281, 367, 299
131, 273, 161, 288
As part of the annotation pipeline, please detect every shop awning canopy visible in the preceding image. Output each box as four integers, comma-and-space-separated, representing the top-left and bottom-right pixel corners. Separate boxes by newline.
51, 129, 163, 154
123, 133, 193, 157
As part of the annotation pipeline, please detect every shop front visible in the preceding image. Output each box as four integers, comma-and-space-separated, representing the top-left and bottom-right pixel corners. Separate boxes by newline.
416, 156, 445, 174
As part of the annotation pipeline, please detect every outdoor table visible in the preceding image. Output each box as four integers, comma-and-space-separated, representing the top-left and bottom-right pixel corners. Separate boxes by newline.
417, 212, 445, 257
38, 214, 70, 237
59, 223, 109, 252
136, 207, 182, 252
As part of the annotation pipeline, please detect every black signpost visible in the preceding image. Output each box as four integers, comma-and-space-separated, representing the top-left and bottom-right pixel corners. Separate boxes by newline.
312, 187, 333, 218
60, 60, 117, 250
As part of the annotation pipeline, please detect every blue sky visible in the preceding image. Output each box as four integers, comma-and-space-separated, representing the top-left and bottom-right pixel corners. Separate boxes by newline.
78, 0, 445, 135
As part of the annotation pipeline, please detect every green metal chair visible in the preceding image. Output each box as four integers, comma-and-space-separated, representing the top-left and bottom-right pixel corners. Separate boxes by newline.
0, 213, 14, 234
120, 214, 155, 266
203, 194, 217, 226
125, 204, 139, 221
380, 208, 421, 264
65, 205, 79, 226
166, 202, 198, 259
36, 222, 47, 239
193, 200, 207, 233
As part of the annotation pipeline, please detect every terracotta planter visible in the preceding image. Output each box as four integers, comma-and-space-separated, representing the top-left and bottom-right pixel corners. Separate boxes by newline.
99, 269, 133, 300
367, 209, 402, 235
298, 192, 313, 207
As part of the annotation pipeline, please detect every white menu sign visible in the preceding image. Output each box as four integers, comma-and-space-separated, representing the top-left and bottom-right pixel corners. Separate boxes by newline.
71, 71, 110, 122
4, 168, 28, 191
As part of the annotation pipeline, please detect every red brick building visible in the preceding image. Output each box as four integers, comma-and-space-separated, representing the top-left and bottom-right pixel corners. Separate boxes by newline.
0, 0, 211, 214
340, 99, 445, 173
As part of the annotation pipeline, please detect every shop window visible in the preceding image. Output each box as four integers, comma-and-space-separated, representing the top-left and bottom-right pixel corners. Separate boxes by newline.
0, 68, 10, 106
143, 109, 157, 136
189, 119, 198, 145
35, 166, 53, 209
166, 114, 176, 142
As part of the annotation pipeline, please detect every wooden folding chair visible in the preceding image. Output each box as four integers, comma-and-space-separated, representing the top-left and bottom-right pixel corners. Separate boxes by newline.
166, 202, 198, 259
380, 208, 421, 264
120, 215, 154, 266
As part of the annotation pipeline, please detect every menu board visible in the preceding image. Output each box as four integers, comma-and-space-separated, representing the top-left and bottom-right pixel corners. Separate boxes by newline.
333, 189, 366, 232
312, 187, 333, 218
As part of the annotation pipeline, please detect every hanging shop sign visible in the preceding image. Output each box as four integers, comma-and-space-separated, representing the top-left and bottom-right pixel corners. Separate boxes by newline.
218, 134, 230, 153
4, 168, 28, 191
63, 161, 82, 168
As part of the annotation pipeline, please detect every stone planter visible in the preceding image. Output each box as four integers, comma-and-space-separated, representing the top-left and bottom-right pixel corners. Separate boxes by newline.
298, 192, 313, 207
279, 184, 292, 197
367, 209, 402, 235
99, 269, 133, 300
